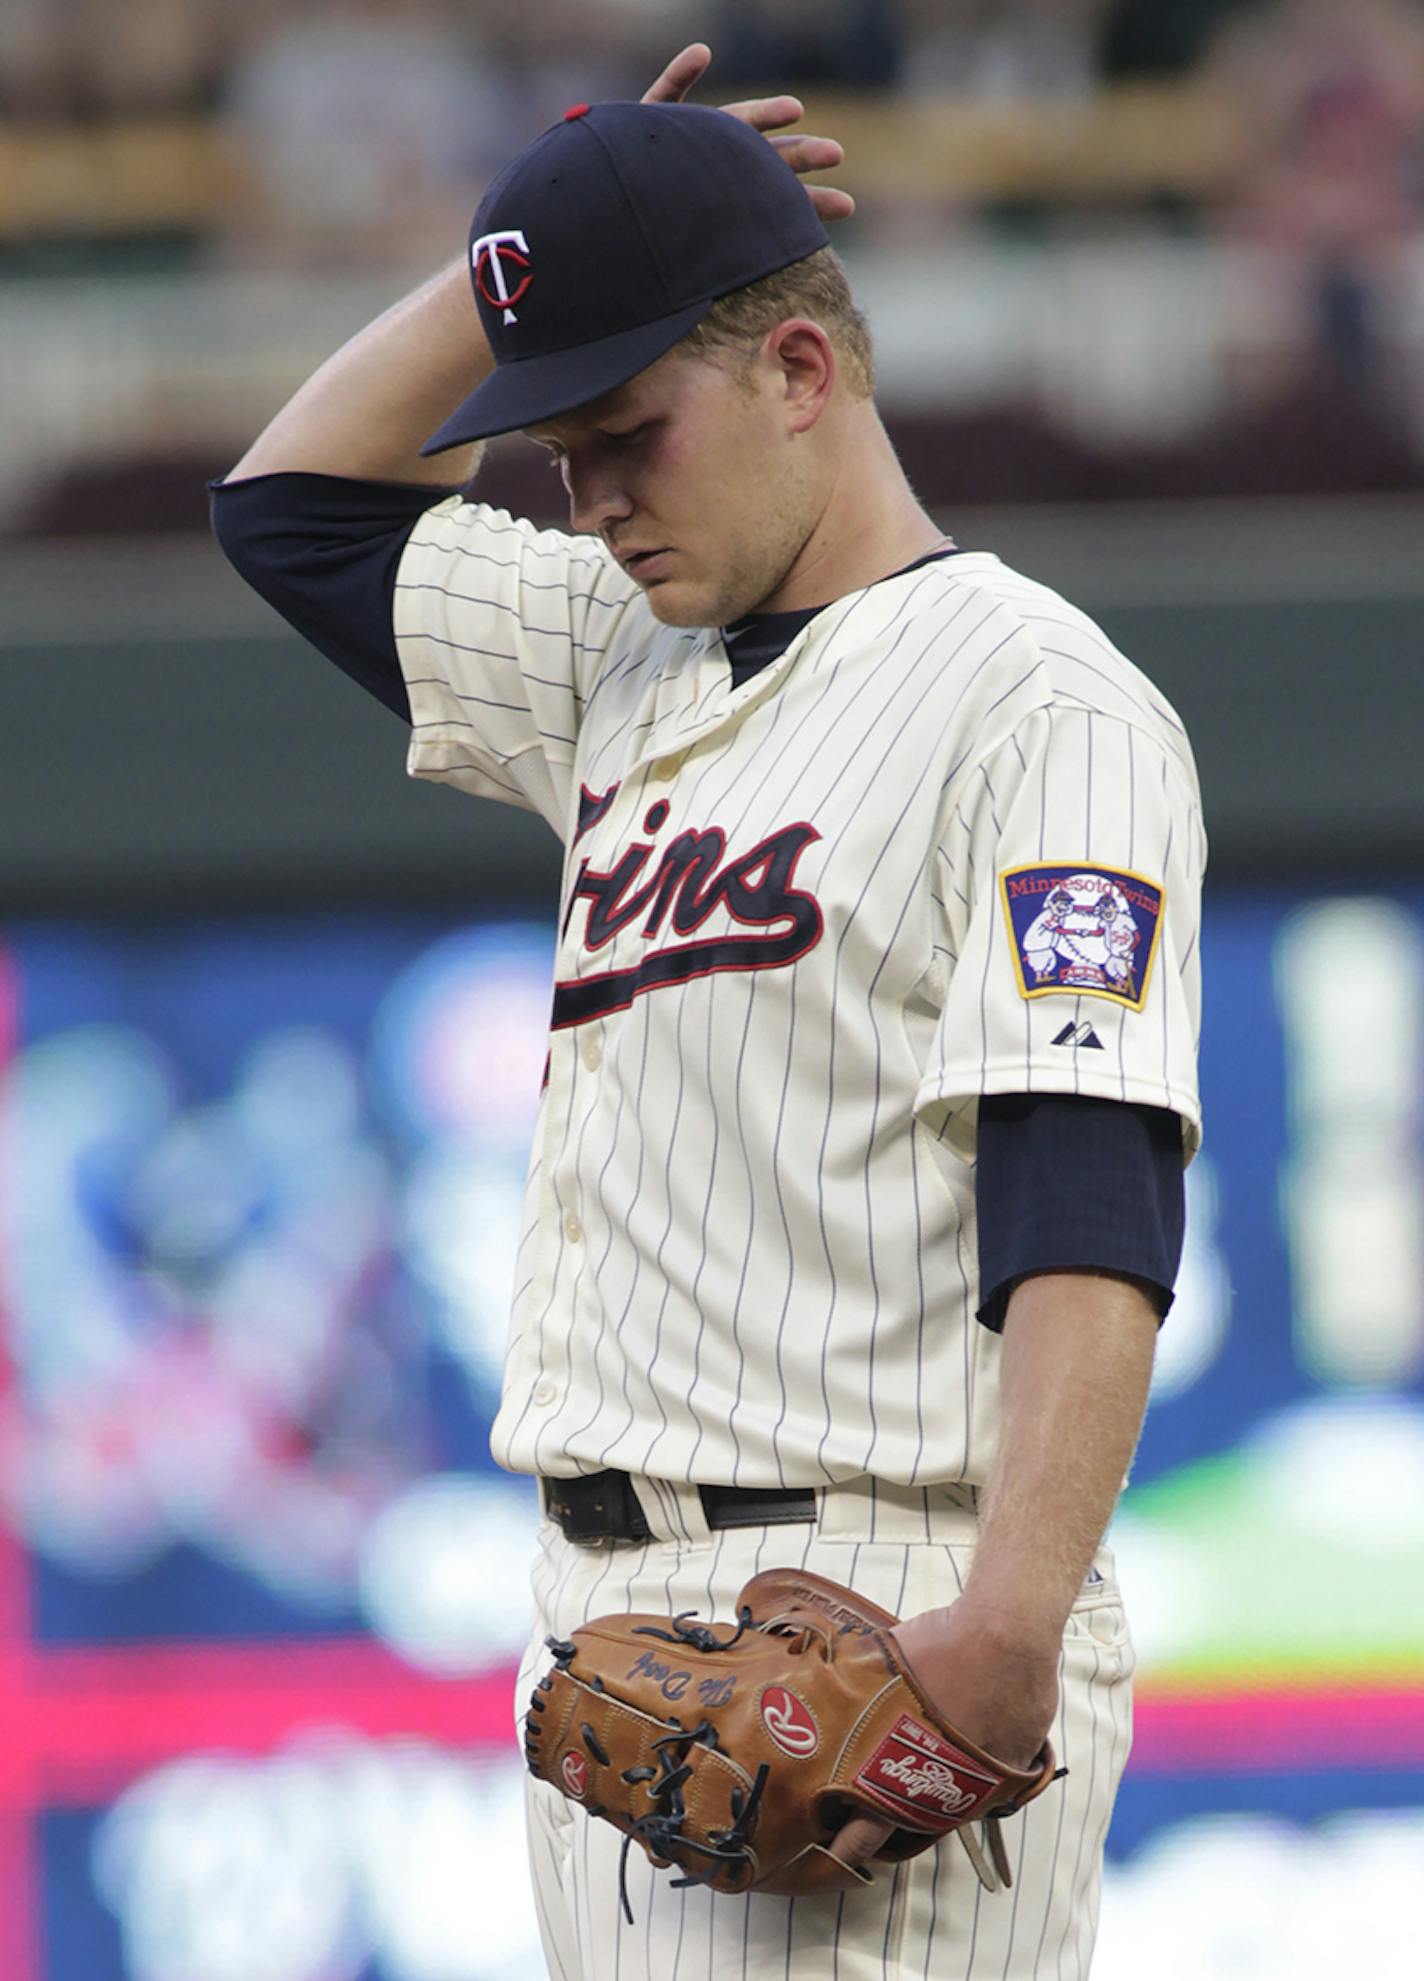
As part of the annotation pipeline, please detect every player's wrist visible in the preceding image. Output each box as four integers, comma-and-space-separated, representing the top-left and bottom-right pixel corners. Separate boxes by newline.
942, 1590, 1070, 1661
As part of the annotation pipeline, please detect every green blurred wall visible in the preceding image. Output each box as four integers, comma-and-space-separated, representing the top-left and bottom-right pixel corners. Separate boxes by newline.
2, 500, 1419, 911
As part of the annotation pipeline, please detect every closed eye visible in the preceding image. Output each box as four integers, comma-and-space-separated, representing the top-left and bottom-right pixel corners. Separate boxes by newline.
597, 421, 656, 448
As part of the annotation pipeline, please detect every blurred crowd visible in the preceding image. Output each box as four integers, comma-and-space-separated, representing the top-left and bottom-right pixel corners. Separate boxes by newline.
1, 0, 1423, 259
0, 0, 1237, 129
7, 0, 1424, 516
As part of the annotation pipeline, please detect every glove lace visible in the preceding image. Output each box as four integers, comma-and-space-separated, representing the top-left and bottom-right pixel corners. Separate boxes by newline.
631, 1604, 754, 1654
614, 1722, 769, 1923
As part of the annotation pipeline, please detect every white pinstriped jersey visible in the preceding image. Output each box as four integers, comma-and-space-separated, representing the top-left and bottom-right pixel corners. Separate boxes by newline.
395, 499, 1205, 1490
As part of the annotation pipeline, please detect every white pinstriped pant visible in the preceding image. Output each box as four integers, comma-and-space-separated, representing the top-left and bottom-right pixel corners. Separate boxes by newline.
518, 1476, 1134, 1980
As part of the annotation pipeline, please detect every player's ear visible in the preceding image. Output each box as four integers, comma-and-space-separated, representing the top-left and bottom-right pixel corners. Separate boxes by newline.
768, 319, 836, 435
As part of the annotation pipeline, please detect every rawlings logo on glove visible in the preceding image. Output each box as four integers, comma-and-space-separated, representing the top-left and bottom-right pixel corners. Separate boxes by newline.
523, 1568, 1063, 1916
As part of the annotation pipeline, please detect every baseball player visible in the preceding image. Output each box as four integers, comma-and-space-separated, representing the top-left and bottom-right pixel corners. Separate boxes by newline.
213, 42, 1203, 1979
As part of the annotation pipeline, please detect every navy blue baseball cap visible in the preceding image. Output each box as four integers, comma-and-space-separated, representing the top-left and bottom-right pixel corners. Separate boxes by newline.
421, 100, 830, 453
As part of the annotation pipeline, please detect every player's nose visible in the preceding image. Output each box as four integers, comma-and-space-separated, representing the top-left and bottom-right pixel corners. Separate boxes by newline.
565, 458, 633, 538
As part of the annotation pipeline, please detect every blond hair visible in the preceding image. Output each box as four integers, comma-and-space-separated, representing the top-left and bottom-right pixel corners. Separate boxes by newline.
678, 246, 875, 399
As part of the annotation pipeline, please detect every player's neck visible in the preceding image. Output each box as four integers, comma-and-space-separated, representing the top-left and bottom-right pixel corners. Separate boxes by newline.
757, 413, 946, 614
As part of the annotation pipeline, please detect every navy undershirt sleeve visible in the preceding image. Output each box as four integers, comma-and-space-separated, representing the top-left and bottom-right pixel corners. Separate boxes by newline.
975, 1093, 1186, 1332
210, 471, 459, 721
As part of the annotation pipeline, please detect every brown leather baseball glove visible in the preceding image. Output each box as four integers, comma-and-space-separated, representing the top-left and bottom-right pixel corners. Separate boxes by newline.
523, 1567, 1063, 1917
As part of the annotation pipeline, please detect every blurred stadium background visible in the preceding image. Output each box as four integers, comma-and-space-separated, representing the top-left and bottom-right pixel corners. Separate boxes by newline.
3, 0, 1423, 1974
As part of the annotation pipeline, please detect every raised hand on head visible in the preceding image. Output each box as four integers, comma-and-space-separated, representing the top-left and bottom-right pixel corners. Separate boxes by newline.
641, 41, 855, 221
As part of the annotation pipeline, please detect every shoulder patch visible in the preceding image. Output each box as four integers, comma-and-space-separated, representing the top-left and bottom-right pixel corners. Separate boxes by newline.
999, 862, 1165, 1011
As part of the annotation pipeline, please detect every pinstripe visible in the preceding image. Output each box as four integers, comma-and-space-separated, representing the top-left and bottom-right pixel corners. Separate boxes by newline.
559, 1039, 630, 1448
594, 998, 656, 1465
967, 661, 1050, 742
682, 976, 723, 1478
578, 1782, 598, 1970
994, 1812, 1032, 1981
413, 703, 575, 743
1158, 759, 1178, 1112
580, 631, 698, 730
418, 761, 527, 800
395, 569, 615, 624
547, 1527, 586, 1624
395, 579, 614, 647
533, 1062, 603, 1473
1084, 712, 1093, 856
1029, 1645, 1073, 1978
1079, 1630, 1133, 1960
505, 1156, 542, 1307
953, 1211, 974, 1480
855, 820, 970, 1469
522, 671, 590, 699
579, 700, 655, 783
405, 516, 605, 561
408, 706, 577, 747
634, 978, 692, 1478
906, 1121, 928, 1480
766, 586, 991, 824
1029, 637, 1188, 739
961, 1871, 987, 1976
1120, 727, 1136, 1101
724, 972, 761, 1486
502, 1049, 584, 1460
880, 1865, 904, 1975
765, 948, 805, 1489
669, 1868, 692, 1977
1054, 1642, 1104, 1977
402, 621, 585, 676
399, 538, 610, 583
1038, 706, 1053, 857
920, 1831, 945, 1978
831, 1892, 849, 1980
975, 798, 994, 1099
893, 1543, 911, 1613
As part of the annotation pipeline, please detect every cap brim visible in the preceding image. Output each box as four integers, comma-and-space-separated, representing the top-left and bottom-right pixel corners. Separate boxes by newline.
420, 299, 713, 454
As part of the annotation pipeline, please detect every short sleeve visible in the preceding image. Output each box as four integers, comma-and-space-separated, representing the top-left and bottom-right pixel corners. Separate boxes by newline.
394, 497, 642, 838
915, 705, 1205, 1160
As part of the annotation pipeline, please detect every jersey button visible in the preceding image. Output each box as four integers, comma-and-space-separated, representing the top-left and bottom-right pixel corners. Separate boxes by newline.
581, 1032, 601, 1071
533, 1379, 557, 1407
563, 1211, 583, 1244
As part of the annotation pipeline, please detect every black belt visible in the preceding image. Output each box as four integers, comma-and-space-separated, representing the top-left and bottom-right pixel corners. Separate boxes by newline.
542, 1469, 816, 1543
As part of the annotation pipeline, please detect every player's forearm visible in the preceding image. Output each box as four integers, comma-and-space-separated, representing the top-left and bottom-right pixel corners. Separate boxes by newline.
226, 260, 489, 487
962, 1271, 1158, 1652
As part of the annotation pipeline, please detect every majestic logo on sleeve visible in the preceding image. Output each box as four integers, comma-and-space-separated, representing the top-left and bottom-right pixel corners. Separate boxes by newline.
553, 787, 823, 1028
1000, 863, 1165, 1011
471, 228, 532, 324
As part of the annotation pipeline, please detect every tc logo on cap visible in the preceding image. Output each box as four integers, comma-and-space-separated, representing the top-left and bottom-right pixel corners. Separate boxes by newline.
471, 228, 533, 325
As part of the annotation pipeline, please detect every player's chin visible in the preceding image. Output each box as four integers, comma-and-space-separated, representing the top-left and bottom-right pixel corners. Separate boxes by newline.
638, 575, 715, 630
